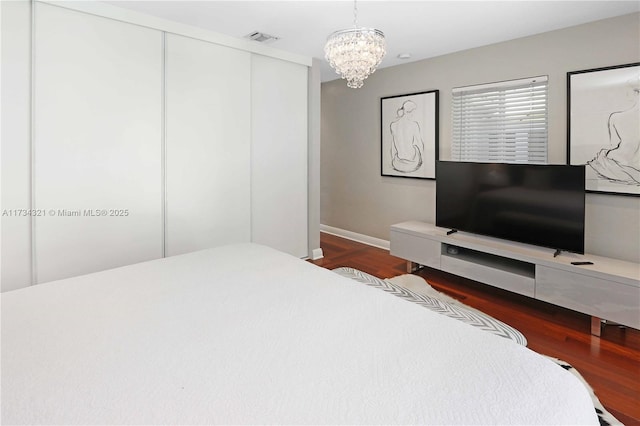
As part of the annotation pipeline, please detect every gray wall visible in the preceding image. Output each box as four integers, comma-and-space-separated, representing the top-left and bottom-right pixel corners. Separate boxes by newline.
321, 13, 640, 262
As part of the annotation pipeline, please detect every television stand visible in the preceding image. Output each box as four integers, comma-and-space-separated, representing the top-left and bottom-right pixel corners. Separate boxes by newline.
390, 221, 640, 336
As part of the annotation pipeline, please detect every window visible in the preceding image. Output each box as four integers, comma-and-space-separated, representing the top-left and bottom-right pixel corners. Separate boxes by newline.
451, 76, 548, 164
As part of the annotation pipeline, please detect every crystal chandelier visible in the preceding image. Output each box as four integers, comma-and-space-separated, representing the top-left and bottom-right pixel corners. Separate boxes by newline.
324, 0, 386, 89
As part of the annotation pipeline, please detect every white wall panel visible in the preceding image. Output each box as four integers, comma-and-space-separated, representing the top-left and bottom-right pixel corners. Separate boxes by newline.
165, 34, 251, 256
1, 0, 32, 292
251, 55, 308, 257
33, 3, 163, 283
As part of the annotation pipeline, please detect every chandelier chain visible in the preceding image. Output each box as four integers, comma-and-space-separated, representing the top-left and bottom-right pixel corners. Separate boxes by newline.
353, 0, 358, 28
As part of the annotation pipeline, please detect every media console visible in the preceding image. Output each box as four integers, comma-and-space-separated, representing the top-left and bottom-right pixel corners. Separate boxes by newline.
390, 221, 640, 336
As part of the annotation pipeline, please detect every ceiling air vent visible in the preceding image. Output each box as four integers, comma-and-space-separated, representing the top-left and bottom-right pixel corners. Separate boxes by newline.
245, 31, 279, 43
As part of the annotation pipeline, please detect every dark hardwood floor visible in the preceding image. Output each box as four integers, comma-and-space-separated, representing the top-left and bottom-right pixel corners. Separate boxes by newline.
311, 232, 640, 425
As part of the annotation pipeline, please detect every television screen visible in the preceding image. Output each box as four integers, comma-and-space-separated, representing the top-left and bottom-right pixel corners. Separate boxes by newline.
436, 161, 585, 254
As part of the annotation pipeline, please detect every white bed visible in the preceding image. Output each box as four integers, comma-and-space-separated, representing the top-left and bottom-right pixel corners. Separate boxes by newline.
1, 243, 598, 425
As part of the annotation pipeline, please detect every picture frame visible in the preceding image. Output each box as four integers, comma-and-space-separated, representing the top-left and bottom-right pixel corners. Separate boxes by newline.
567, 63, 640, 196
381, 90, 439, 179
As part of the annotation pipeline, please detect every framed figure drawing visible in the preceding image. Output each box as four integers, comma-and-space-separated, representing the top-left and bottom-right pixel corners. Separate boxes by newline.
567, 63, 640, 196
381, 90, 439, 179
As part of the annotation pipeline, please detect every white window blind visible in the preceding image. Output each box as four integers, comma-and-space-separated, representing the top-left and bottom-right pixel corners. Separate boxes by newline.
452, 76, 548, 164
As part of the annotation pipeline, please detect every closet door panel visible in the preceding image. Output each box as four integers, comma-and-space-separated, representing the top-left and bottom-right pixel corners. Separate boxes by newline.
165, 34, 251, 256
34, 3, 163, 283
1, 0, 32, 291
251, 55, 308, 257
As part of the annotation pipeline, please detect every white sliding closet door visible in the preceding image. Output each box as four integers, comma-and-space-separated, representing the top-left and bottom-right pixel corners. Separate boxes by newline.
1, 0, 32, 291
34, 3, 163, 283
165, 34, 251, 256
251, 55, 308, 258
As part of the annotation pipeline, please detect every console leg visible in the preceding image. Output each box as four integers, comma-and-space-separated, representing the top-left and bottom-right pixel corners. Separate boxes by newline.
591, 316, 602, 337
406, 261, 415, 273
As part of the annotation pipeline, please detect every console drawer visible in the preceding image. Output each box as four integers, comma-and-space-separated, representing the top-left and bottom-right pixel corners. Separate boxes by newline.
536, 265, 640, 329
390, 230, 440, 269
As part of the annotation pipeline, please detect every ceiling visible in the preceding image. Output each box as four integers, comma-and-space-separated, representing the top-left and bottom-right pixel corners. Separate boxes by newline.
105, 1, 640, 82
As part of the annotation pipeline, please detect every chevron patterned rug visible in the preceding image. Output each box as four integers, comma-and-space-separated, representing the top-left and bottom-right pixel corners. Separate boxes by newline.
386, 273, 471, 306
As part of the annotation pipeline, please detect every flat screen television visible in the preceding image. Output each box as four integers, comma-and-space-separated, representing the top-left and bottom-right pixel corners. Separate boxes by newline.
436, 161, 586, 254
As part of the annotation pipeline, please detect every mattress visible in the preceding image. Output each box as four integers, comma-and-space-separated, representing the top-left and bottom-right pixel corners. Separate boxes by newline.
333, 266, 527, 345
1, 243, 598, 424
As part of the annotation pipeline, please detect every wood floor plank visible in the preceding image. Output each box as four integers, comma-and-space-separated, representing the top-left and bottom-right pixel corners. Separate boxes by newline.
311, 232, 640, 425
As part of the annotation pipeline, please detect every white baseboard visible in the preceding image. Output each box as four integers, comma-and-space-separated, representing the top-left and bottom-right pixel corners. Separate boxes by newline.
320, 225, 390, 250
310, 247, 324, 260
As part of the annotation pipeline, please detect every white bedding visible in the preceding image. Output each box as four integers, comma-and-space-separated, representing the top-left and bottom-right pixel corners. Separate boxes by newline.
1, 243, 598, 425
